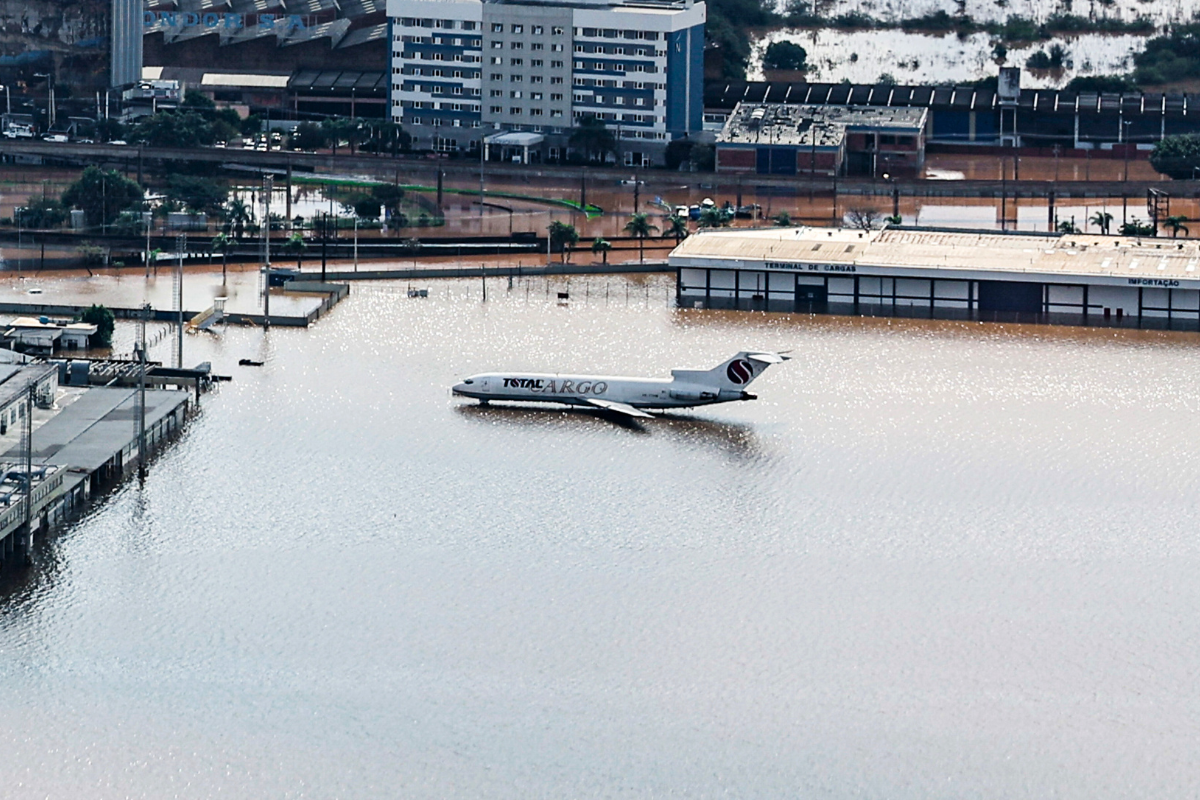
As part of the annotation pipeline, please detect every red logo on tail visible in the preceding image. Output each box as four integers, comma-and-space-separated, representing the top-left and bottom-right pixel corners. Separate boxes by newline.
726, 359, 754, 384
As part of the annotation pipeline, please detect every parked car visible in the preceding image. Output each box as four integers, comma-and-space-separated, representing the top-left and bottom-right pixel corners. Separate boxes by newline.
42, 134, 68, 143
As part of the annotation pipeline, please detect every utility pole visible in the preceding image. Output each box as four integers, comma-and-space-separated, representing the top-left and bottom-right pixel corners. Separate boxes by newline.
136, 303, 148, 482
262, 175, 273, 329
20, 382, 33, 566
175, 233, 185, 369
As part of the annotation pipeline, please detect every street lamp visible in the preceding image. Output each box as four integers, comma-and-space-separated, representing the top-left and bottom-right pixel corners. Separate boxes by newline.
32, 72, 54, 129
0, 84, 10, 116
1122, 119, 1133, 226
882, 172, 899, 221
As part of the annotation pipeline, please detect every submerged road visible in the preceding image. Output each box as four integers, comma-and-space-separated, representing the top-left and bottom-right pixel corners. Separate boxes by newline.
3, 139, 1198, 202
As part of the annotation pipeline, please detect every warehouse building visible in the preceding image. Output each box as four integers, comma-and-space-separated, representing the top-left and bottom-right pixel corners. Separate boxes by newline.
671, 226, 1200, 330
714, 102, 927, 177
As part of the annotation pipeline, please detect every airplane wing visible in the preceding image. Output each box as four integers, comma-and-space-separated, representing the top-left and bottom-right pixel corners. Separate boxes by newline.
585, 398, 655, 419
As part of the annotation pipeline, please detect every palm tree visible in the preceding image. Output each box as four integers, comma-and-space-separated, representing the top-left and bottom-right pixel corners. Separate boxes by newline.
663, 215, 689, 244
225, 197, 252, 240
1165, 215, 1190, 238
591, 238, 612, 264
1090, 210, 1113, 236
210, 233, 232, 285
283, 233, 307, 269
548, 221, 579, 263
623, 212, 658, 264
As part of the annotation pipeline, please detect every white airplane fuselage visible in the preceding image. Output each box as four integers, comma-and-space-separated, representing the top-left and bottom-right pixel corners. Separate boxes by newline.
452, 351, 788, 417
452, 372, 749, 409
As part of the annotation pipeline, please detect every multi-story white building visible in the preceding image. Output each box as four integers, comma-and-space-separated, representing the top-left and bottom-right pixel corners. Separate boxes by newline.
387, 0, 705, 166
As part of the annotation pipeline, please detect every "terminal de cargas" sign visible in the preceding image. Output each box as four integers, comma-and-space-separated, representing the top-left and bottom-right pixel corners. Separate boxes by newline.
144, 11, 312, 30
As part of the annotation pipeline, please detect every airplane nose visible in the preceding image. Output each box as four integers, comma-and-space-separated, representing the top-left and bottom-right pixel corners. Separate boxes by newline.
452, 383, 468, 396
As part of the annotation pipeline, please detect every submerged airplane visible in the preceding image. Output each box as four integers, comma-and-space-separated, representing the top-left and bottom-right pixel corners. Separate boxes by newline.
452, 351, 790, 419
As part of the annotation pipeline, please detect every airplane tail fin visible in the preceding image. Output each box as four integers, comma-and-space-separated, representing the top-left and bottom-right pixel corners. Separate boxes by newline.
672, 351, 790, 390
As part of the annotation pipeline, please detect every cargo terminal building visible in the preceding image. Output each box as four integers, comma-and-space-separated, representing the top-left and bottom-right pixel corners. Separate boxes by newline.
670, 227, 1200, 330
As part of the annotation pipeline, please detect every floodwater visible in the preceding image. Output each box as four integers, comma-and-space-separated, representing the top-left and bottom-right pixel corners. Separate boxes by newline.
791, 0, 1199, 26
1, 272, 1199, 797
751, 28, 1146, 87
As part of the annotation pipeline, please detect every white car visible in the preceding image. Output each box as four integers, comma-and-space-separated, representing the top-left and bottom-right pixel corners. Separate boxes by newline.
42, 134, 68, 143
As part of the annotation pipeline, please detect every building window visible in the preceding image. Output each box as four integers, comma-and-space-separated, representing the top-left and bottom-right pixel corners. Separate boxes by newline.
533, 25, 543, 35
512, 24, 523, 33
511, 58, 523, 66
491, 57, 502, 64
531, 59, 543, 67
432, 118, 443, 126
531, 75, 543, 83
463, 21, 477, 30
551, 109, 563, 117
490, 89, 503, 97
552, 26, 564, 35
511, 41, 523, 49
490, 105, 503, 113
550, 76, 563, 84
575, 45, 584, 53
491, 73, 503, 80
510, 107, 522, 115
531, 91, 543, 100
550, 93, 563, 101
551, 44, 563, 52
531, 42, 544, 51
511, 74, 522, 81
453, 70, 463, 78
510, 90, 522, 98
491, 23, 503, 32
531, 108, 543, 116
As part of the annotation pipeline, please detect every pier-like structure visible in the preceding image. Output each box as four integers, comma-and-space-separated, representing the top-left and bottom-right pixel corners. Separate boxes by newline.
0, 365, 190, 567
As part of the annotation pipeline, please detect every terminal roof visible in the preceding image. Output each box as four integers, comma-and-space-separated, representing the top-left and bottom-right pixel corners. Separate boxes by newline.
671, 226, 1200, 283
717, 103, 927, 148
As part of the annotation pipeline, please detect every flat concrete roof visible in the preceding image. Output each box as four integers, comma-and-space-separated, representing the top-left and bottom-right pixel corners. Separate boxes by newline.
669, 226, 1200, 287
717, 103, 927, 148
1, 387, 188, 473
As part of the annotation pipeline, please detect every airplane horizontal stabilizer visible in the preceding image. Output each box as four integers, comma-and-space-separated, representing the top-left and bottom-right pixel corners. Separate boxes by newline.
585, 398, 655, 419
747, 352, 789, 364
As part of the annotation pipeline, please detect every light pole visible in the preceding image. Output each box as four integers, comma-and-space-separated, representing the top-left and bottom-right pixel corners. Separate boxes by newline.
1122, 119, 1132, 226
883, 171, 899, 221
262, 175, 272, 329
0, 84, 9, 116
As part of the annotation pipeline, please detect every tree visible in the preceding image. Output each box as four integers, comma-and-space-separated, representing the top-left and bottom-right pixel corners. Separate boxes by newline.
352, 194, 382, 219
79, 305, 114, 348
224, 197, 253, 239
371, 183, 406, 217
846, 206, 882, 230
1090, 210, 1113, 235
211, 233, 232, 285
18, 197, 67, 228
548, 220, 579, 263
61, 166, 144, 229
1164, 215, 1190, 238
1056, 219, 1079, 234
591, 238, 612, 264
773, 211, 793, 226
95, 118, 126, 143
1150, 134, 1200, 179
291, 121, 330, 152
1119, 218, 1155, 236
283, 233, 307, 268
698, 207, 731, 228
568, 116, 616, 164
664, 215, 689, 243
166, 175, 228, 216
623, 212, 658, 263
129, 111, 215, 148
763, 41, 808, 71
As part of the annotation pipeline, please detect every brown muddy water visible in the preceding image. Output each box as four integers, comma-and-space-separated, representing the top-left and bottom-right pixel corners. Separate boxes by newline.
0, 272, 1198, 797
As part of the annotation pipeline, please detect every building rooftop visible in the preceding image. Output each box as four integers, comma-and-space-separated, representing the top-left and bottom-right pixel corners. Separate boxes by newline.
716, 103, 927, 148
670, 226, 1200, 285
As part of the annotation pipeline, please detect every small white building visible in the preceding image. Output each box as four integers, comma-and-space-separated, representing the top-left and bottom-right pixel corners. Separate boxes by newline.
5, 318, 98, 354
